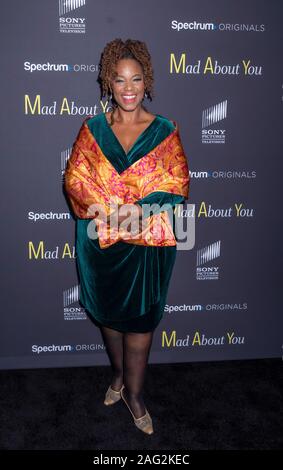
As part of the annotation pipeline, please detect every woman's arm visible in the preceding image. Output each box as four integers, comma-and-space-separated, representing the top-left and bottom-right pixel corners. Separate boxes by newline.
134, 191, 186, 218
64, 142, 110, 220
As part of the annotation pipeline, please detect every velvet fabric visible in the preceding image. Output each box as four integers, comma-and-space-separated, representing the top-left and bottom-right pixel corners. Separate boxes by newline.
65, 113, 190, 332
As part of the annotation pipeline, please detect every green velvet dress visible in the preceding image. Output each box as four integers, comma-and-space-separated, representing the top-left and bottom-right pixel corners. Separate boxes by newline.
75, 113, 185, 332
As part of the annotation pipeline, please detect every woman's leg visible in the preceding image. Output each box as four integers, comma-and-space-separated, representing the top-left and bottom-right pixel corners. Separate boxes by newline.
123, 330, 154, 418
100, 325, 124, 391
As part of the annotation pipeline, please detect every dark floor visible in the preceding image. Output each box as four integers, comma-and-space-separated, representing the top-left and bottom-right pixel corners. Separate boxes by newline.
0, 358, 282, 450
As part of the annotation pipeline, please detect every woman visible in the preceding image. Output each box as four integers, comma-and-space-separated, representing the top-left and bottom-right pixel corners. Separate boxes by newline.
64, 38, 190, 435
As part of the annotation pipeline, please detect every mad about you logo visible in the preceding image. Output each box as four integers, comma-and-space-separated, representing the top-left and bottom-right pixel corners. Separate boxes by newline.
24, 95, 98, 116
28, 241, 76, 259
23, 95, 114, 116
161, 330, 245, 348
170, 53, 263, 76
197, 201, 254, 218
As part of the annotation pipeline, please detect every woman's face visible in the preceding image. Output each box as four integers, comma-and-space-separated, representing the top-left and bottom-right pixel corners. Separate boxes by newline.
110, 59, 145, 111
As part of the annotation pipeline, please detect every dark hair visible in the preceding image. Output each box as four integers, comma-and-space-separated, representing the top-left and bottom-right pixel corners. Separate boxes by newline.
98, 38, 155, 104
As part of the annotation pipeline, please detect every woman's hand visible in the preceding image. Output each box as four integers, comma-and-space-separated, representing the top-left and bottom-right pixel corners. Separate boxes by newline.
106, 203, 144, 235
129, 204, 144, 236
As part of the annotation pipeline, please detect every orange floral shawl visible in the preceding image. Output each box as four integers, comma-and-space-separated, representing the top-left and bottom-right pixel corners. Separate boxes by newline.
64, 116, 190, 249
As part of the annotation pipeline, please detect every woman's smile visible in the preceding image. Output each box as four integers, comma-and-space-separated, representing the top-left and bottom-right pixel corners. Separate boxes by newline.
121, 94, 137, 103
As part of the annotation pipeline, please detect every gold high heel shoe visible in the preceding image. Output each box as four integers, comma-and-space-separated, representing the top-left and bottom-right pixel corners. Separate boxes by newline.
121, 388, 154, 435
104, 384, 125, 406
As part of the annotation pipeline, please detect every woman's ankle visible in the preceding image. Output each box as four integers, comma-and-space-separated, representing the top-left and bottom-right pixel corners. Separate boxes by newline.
123, 388, 146, 418
111, 373, 123, 391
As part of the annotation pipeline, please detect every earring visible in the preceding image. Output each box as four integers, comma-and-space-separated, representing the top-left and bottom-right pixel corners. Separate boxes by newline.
144, 92, 148, 99
109, 93, 112, 100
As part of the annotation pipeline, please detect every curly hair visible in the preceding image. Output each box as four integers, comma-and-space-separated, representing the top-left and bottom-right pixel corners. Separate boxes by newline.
98, 38, 155, 109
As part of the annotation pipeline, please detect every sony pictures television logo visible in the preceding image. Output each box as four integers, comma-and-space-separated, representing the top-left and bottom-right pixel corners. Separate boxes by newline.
196, 240, 221, 280
202, 99, 227, 144
59, 0, 86, 34
61, 147, 72, 178
63, 284, 88, 320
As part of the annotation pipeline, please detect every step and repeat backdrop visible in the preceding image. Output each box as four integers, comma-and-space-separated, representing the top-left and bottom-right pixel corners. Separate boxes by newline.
0, 0, 281, 369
